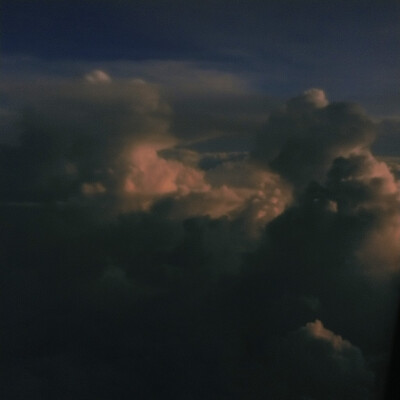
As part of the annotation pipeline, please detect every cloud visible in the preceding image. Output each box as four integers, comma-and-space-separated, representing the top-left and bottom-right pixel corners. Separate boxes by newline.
326, 151, 400, 277
0, 71, 291, 224
303, 319, 359, 351
269, 320, 374, 399
252, 89, 376, 191
81, 181, 107, 195
287, 87, 329, 110
1, 57, 279, 152
0, 75, 173, 204
1, 77, 399, 399
123, 144, 209, 197
84, 69, 112, 83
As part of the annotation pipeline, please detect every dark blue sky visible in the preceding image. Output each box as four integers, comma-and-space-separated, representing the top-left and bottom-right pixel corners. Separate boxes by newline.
2, 1, 400, 102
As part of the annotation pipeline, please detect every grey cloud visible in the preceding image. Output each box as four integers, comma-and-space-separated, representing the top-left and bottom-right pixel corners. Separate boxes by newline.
0, 75, 173, 204
1, 57, 279, 151
268, 320, 374, 400
84, 69, 112, 83
246, 147, 400, 392
252, 89, 376, 191
326, 152, 400, 278
0, 72, 290, 222
1, 79, 399, 399
2, 200, 389, 399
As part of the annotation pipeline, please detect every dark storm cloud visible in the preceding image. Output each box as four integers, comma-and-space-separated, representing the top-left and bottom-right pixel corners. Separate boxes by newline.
267, 320, 374, 400
1, 201, 387, 399
0, 206, 261, 399
245, 143, 399, 397
252, 89, 376, 191
1, 78, 400, 399
0, 73, 172, 203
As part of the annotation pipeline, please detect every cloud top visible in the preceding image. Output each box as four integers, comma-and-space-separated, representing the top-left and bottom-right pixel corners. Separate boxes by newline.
84, 69, 112, 83
252, 89, 376, 192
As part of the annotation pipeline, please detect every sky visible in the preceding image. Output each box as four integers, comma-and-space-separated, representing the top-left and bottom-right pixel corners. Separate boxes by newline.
1, 1, 400, 399
2, 1, 400, 100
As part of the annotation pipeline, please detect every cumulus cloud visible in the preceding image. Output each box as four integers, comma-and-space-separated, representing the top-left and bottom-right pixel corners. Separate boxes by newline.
84, 69, 112, 83
326, 151, 400, 277
252, 154, 399, 348
1, 76, 399, 400
287, 87, 329, 110
0, 75, 173, 204
0, 71, 291, 225
252, 89, 376, 191
270, 320, 374, 399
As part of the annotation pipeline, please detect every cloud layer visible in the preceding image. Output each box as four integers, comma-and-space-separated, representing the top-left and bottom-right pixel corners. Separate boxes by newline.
1, 70, 399, 399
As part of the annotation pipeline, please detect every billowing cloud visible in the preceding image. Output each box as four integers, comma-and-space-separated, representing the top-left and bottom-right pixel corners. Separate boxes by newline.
0, 71, 291, 225
1, 76, 399, 400
0, 75, 172, 204
269, 320, 374, 399
252, 89, 376, 191
326, 151, 400, 277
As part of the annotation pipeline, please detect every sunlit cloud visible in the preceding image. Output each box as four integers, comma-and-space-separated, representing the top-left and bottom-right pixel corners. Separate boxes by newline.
84, 69, 112, 83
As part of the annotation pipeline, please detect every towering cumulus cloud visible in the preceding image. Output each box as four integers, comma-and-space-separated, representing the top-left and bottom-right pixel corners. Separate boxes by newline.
0, 70, 291, 223
1, 75, 399, 400
253, 88, 376, 191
